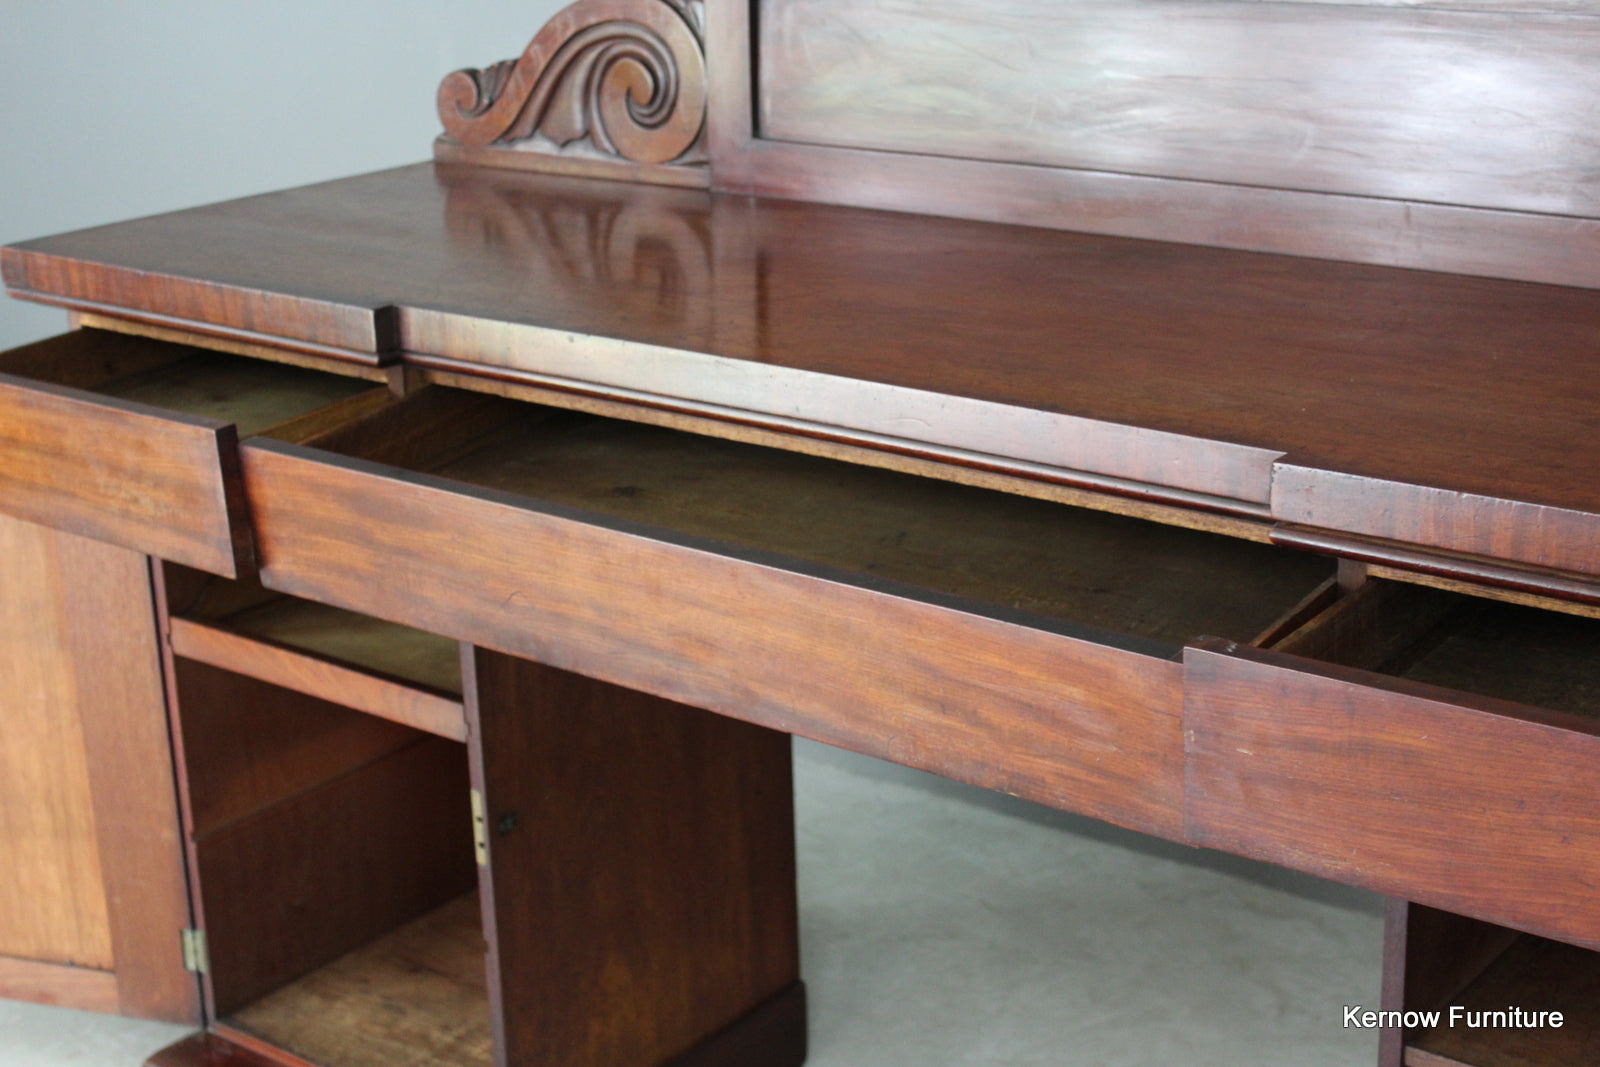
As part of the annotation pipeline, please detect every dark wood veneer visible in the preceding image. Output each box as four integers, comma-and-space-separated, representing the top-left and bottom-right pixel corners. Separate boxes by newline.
467, 652, 800, 1067
7, 164, 1600, 567
1186, 640, 1600, 949
7, 1, 1600, 1061
239, 424, 1195, 837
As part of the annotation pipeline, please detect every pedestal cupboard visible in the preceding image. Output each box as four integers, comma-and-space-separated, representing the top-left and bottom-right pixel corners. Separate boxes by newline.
2, 1, 1598, 1064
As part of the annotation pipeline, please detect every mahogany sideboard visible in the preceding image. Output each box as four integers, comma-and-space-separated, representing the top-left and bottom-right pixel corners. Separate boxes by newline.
2, 1, 1599, 1065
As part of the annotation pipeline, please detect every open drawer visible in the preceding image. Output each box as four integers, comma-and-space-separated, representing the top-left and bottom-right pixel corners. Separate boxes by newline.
0, 327, 388, 575
238, 385, 1335, 841
1187, 580, 1600, 950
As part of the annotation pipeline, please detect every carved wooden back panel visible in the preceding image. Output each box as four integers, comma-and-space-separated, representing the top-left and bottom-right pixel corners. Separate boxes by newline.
436, 0, 1600, 286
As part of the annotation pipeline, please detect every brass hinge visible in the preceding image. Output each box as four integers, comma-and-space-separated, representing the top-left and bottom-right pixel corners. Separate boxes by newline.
181, 928, 209, 975
471, 788, 489, 867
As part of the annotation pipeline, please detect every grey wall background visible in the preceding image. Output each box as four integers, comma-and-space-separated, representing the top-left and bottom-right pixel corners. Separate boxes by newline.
0, 0, 566, 350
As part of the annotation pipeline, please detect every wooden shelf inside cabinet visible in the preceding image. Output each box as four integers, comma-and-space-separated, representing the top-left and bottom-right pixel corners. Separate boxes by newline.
1391, 904, 1600, 1067
168, 592, 466, 742
151, 556, 803, 1067
1406, 936, 1600, 1066
217, 894, 491, 1067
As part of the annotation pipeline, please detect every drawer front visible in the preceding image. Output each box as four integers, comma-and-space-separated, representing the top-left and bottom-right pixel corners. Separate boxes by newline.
1185, 641, 1600, 949
0, 372, 248, 576
240, 439, 1186, 840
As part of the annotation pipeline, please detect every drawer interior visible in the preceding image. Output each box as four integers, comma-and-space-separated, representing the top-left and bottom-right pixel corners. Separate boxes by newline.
1402, 600, 1600, 720
309, 388, 1335, 651
1277, 579, 1600, 720
1, 328, 379, 437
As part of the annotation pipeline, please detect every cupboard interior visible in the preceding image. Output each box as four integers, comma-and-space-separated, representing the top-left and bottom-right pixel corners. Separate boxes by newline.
1397, 903, 1600, 1067
1, 328, 382, 438
161, 564, 486, 1067
305, 386, 1337, 651
164, 564, 465, 739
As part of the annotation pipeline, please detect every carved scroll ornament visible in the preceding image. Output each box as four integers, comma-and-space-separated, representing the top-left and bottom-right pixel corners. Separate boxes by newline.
436, 0, 707, 182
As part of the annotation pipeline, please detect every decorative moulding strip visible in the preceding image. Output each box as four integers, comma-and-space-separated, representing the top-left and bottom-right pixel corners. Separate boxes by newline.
435, 0, 709, 186
1272, 465, 1600, 579
1, 247, 396, 362
398, 310, 1283, 507
715, 137, 1600, 290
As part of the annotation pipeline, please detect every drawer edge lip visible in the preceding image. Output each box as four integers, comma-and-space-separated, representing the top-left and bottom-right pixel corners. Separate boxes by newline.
5, 284, 396, 367
1271, 523, 1600, 608
399, 311, 1285, 507
0, 368, 233, 432
239, 435, 1183, 662
1271, 461, 1600, 580
409, 351, 1278, 522
1184, 636, 1600, 740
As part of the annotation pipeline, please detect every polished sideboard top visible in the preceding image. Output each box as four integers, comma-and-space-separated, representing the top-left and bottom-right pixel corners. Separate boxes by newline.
4, 161, 1598, 589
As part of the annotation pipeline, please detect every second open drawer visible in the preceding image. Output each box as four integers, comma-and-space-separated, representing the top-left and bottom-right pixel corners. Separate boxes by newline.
238, 385, 1335, 841
0, 327, 388, 575
1188, 581, 1600, 951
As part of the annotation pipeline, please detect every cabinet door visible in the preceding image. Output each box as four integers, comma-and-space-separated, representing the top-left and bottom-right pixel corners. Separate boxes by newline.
467, 650, 805, 1067
0, 513, 197, 1022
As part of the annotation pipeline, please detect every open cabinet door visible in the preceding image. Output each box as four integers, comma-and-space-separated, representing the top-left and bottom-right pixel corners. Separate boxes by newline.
465, 648, 806, 1067
0, 513, 198, 1022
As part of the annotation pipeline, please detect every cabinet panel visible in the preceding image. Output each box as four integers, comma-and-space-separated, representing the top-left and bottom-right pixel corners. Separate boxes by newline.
468, 651, 803, 1067
0, 513, 197, 1022
0, 514, 113, 969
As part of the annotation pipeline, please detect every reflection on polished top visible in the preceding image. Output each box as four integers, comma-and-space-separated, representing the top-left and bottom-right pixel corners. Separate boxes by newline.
3, 162, 1599, 572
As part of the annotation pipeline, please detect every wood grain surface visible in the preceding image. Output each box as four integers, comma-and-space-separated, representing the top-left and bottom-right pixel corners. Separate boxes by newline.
0, 514, 197, 1021
1, 245, 396, 363
0, 341, 250, 577
58, 534, 200, 1022
169, 659, 431, 839
226, 894, 490, 1067
711, 0, 1600, 284
468, 651, 800, 1067
147, 1031, 300, 1067
1186, 641, 1600, 948
169, 610, 466, 741
1405, 927, 1600, 1066
7, 164, 1598, 570
192, 737, 474, 1017
1272, 526, 1600, 616
0, 516, 114, 971
1274, 465, 1600, 578
241, 427, 1191, 837
0, 955, 119, 1015
759, 0, 1600, 217
0, 329, 374, 578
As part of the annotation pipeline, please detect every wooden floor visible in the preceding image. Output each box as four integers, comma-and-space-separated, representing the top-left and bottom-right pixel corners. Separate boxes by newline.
224, 894, 491, 1067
